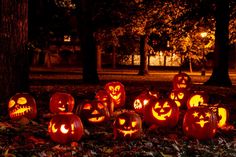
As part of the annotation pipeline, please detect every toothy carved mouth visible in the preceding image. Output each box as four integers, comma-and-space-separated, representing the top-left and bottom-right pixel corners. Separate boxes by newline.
177, 84, 187, 88
88, 116, 105, 123
110, 93, 121, 104
117, 129, 138, 136
10, 106, 31, 117
152, 108, 172, 121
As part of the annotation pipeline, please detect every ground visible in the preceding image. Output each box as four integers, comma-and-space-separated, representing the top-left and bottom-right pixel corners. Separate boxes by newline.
0, 68, 236, 157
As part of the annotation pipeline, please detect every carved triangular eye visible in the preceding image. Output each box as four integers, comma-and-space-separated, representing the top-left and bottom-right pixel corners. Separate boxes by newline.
83, 104, 92, 110
132, 121, 137, 127
154, 102, 161, 109
119, 118, 126, 125
97, 103, 104, 109
163, 102, 170, 108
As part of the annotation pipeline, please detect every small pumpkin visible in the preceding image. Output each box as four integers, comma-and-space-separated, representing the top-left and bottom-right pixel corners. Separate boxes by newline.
172, 72, 191, 90
183, 107, 218, 140
144, 98, 179, 127
104, 81, 126, 109
187, 91, 208, 109
48, 112, 84, 144
76, 100, 110, 125
50, 92, 75, 114
95, 89, 114, 116
113, 111, 142, 140
8, 93, 37, 120
169, 89, 189, 108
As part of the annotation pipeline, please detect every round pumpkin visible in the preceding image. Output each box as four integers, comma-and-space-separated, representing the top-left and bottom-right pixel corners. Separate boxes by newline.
49, 92, 75, 114
187, 91, 208, 109
183, 107, 218, 140
113, 111, 142, 140
76, 100, 110, 125
169, 89, 190, 108
104, 81, 126, 109
172, 72, 191, 90
48, 112, 84, 144
8, 93, 37, 120
143, 98, 179, 127
95, 89, 113, 116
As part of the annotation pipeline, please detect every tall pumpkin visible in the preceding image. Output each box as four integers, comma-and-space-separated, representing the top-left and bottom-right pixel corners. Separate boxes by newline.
172, 72, 191, 90
95, 89, 113, 116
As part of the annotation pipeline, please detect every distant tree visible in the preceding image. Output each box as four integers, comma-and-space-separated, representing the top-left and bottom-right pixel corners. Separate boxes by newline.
0, 0, 29, 110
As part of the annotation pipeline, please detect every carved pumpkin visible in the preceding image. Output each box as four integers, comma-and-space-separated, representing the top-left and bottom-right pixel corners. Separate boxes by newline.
104, 81, 126, 108
133, 89, 159, 114
76, 100, 110, 125
95, 89, 114, 116
8, 93, 37, 120
48, 112, 84, 144
50, 92, 75, 114
187, 91, 208, 109
183, 107, 218, 140
144, 98, 179, 127
172, 72, 191, 90
169, 89, 189, 108
113, 111, 142, 140
208, 104, 229, 128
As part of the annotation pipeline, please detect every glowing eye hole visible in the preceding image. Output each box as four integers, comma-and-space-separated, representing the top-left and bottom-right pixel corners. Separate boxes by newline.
178, 77, 181, 80
60, 124, 69, 134
132, 121, 137, 127
58, 100, 62, 104
109, 86, 114, 91
143, 99, 149, 106
115, 85, 120, 91
83, 104, 92, 110
205, 112, 211, 118
17, 97, 27, 105
184, 76, 188, 80
52, 123, 58, 133
154, 102, 161, 109
98, 103, 104, 109
170, 93, 174, 99
119, 118, 126, 125
8, 100, 15, 108
192, 112, 199, 117
102, 97, 107, 101
178, 93, 184, 99
163, 102, 170, 108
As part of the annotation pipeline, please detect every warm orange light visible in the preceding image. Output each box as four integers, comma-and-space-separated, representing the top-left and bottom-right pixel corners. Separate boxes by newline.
60, 124, 69, 134
200, 32, 207, 38
218, 107, 227, 128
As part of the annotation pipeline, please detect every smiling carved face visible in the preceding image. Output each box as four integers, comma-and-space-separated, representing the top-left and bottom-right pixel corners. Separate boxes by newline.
8, 93, 37, 120
113, 112, 142, 139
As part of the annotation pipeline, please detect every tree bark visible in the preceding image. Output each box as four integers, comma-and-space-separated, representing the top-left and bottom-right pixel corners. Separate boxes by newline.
138, 35, 149, 75
79, 0, 99, 84
0, 0, 29, 109
204, 0, 232, 86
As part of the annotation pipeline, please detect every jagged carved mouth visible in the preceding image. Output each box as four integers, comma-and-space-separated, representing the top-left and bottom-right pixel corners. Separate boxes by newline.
10, 106, 31, 117
88, 116, 105, 123
177, 84, 187, 88
117, 129, 138, 137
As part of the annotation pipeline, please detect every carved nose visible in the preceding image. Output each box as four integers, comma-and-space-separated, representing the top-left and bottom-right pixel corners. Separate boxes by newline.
92, 110, 99, 115
199, 115, 204, 119
160, 109, 165, 113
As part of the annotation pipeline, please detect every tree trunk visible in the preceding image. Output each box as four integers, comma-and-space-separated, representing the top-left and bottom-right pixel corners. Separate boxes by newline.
0, 0, 29, 113
204, 0, 231, 86
79, 0, 99, 84
97, 45, 102, 71
138, 35, 149, 75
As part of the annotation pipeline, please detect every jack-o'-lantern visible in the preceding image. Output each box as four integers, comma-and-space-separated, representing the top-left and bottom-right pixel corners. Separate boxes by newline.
133, 89, 159, 114
50, 92, 75, 114
144, 98, 179, 127
76, 100, 110, 125
183, 107, 218, 140
208, 104, 229, 128
169, 89, 189, 108
187, 91, 208, 109
95, 89, 113, 116
172, 72, 191, 90
48, 112, 84, 144
8, 93, 37, 120
113, 111, 142, 140
104, 81, 126, 108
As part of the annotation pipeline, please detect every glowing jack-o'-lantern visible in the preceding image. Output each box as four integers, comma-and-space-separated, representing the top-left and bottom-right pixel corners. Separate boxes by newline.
8, 93, 37, 120
133, 89, 159, 114
172, 72, 191, 90
187, 91, 208, 109
144, 98, 179, 127
183, 107, 218, 140
76, 100, 110, 125
104, 81, 126, 108
113, 111, 142, 140
48, 112, 84, 144
95, 89, 114, 116
50, 92, 75, 114
169, 89, 189, 108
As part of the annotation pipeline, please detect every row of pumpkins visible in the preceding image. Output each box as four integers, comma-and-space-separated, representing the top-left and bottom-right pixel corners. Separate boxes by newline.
7, 73, 230, 144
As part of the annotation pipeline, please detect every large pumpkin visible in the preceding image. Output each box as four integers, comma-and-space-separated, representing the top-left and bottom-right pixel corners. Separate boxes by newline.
183, 107, 218, 140
104, 81, 126, 108
76, 100, 110, 125
8, 93, 37, 120
144, 98, 179, 127
187, 91, 208, 109
95, 89, 113, 116
50, 92, 75, 114
113, 111, 142, 140
172, 72, 191, 90
48, 112, 84, 144
169, 89, 189, 108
